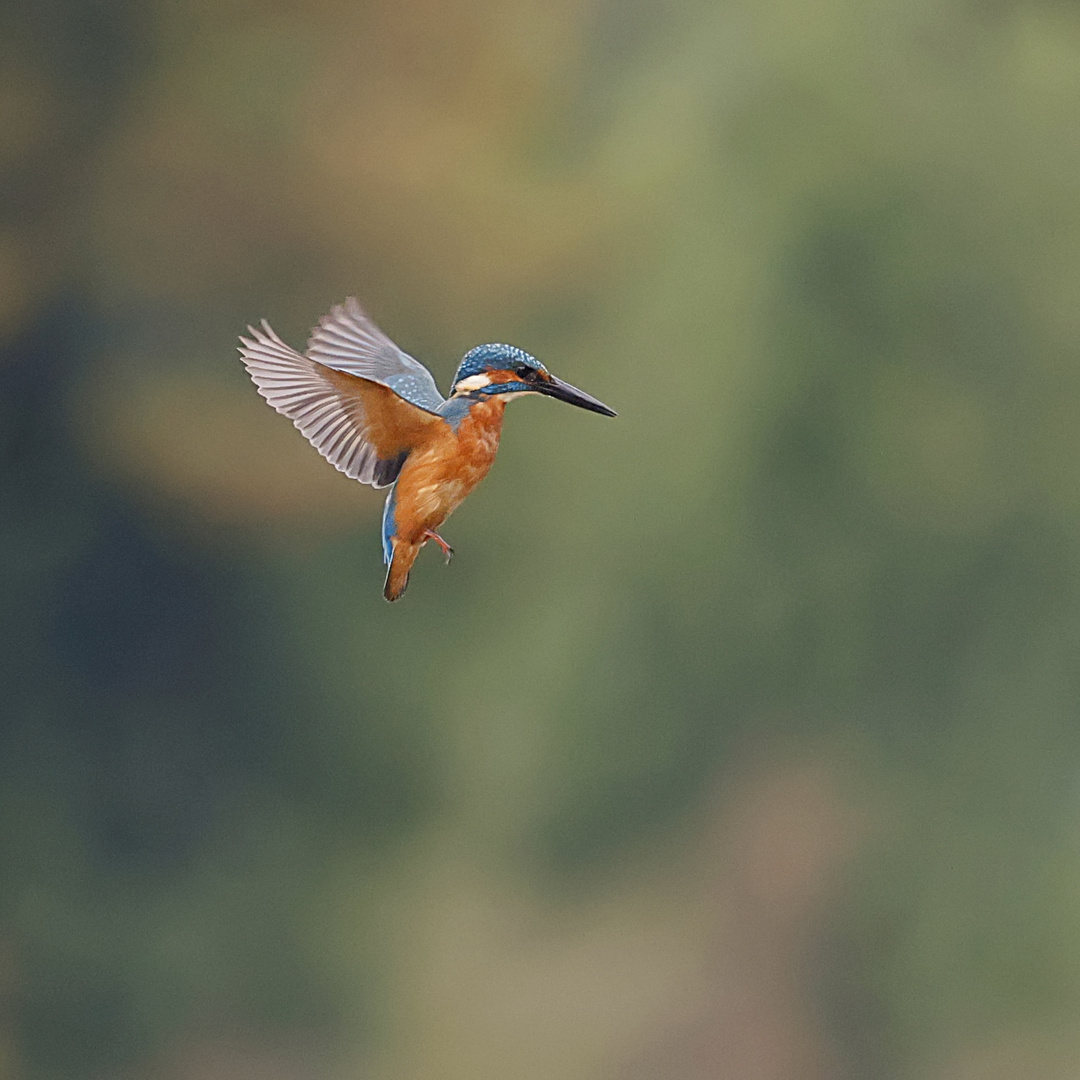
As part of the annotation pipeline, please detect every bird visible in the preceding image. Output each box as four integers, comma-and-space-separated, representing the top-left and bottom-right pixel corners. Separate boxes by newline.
238, 297, 616, 601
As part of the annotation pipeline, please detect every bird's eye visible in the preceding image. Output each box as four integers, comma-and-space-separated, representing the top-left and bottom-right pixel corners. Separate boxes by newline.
515, 364, 535, 379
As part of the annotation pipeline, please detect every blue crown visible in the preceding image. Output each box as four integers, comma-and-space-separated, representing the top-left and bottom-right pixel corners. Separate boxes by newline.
451, 343, 546, 388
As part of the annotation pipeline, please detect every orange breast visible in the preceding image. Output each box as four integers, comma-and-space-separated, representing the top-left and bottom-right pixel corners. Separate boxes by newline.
391, 397, 506, 542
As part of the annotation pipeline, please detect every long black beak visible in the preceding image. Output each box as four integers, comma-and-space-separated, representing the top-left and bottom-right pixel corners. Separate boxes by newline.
538, 374, 617, 416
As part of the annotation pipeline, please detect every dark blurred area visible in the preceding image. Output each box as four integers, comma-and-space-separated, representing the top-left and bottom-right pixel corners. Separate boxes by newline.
5, 0, 1080, 1077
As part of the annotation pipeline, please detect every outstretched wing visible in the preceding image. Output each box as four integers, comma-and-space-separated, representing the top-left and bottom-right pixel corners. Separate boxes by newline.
305, 297, 446, 415
238, 321, 441, 488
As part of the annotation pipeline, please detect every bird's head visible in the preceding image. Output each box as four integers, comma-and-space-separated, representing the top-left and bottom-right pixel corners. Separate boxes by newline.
450, 344, 616, 416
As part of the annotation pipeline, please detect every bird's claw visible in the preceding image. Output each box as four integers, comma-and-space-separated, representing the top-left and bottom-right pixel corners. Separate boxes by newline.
423, 530, 454, 565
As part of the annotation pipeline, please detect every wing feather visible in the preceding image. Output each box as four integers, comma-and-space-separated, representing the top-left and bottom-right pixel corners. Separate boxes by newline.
305, 297, 446, 415
238, 320, 438, 489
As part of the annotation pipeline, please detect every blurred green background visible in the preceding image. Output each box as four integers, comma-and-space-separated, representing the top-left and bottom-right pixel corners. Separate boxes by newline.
5, 0, 1080, 1077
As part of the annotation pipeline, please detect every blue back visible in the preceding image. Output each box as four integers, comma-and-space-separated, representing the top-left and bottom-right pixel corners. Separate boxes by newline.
381, 485, 398, 564
437, 396, 475, 431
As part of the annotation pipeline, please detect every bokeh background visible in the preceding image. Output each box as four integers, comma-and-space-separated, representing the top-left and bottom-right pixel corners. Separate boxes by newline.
5, 0, 1080, 1077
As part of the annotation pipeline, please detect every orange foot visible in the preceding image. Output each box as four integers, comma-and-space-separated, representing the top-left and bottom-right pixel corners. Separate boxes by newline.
423, 529, 454, 565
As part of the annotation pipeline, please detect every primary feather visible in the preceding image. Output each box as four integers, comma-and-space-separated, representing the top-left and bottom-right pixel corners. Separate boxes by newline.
239, 320, 400, 486
237, 301, 443, 488
306, 297, 446, 415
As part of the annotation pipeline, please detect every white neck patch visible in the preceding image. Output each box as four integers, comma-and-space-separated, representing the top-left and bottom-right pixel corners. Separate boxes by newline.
455, 373, 491, 392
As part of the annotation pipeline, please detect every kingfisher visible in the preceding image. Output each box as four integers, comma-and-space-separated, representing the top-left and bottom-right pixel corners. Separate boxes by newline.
238, 297, 616, 601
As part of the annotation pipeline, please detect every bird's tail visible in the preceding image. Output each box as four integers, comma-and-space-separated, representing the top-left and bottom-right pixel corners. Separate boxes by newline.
383, 541, 420, 602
